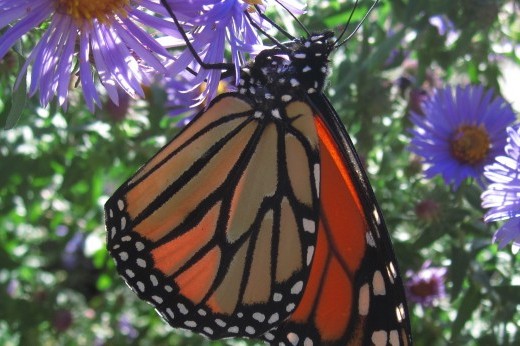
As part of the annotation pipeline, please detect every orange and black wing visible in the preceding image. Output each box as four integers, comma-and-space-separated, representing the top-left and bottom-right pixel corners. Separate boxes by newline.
105, 94, 321, 339
263, 95, 413, 346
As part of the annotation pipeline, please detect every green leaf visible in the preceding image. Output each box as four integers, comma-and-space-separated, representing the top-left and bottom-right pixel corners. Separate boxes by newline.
4, 72, 27, 130
450, 247, 471, 300
451, 284, 481, 340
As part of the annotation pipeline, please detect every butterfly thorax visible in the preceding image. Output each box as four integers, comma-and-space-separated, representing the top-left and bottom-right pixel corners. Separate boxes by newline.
237, 32, 335, 118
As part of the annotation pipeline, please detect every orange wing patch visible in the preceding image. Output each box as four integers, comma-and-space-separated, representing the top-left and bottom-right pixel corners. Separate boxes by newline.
266, 113, 410, 346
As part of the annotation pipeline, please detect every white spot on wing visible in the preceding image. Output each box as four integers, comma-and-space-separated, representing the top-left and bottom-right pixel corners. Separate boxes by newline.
268, 313, 279, 324
245, 326, 256, 335
228, 326, 239, 333
290, 78, 300, 87
119, 252, 128, 261
366, 231, 376, 247
272, 109, 281, 119
150, 274, 158, 286
303, 219, 315, 234
304, 337, 313, 346
264, 332, 274, 341
373, 207, 381, 225
110, 227, 116, 239
136, 281, 145, 292
288, 332, 299, 345
281, 94, 292, 102
253, 312, 265, 322
151, 295, 163, 304
307, 246, 315, 266
177, 303, 188, 315
121, 217, 126, 230
387, 262, 397, 284
166, 308, 175, 319
136, 258, 146, 268
359, 283, 370, 316
117, 199, 124, 211
273, 293, 283, 302
135, 241, 144, 251
314, 164, 320, 197
372, 330, 388, 346
125, 269, 135, 278
204, 327, 214, 335
302, 66, 311, 72
396, 303, 406, 322
291, 281, 304, 295
389, 330, 400, 346
184, 320, 197, 327
215, 319, 226, 327
373, 270, 386, 295
286, 303, 295, 312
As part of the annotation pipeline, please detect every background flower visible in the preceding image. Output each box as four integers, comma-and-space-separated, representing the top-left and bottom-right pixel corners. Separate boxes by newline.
406, 262, 447, 307
409, 85, 516, 188
166, 0, 264, 104
482, 124, 520, 248
164, 71, 235, 125
0, 0, 174, 111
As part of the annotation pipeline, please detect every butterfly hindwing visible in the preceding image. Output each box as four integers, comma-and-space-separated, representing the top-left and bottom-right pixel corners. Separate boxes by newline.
105, 94, 320, 339
263, 95, 412, 346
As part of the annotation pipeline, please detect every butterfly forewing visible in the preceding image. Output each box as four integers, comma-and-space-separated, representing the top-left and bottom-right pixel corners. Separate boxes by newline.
105, 94, 320, 339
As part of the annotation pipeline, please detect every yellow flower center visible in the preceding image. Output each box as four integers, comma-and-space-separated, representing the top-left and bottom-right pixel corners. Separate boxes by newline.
55, 0, 131, 25
197, 80, 230, 108
245, 0, 264, 13
450, 124, 490, 165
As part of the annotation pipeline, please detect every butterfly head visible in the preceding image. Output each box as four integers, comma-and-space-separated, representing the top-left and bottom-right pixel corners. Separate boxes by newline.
239, 31, 335, 114
286, 31, 336, 94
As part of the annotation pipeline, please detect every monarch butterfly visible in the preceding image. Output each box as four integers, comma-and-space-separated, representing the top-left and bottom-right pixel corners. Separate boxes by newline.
105, 1, 412, 345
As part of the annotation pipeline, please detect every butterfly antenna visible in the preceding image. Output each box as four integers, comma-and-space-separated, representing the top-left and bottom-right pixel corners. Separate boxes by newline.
272, 0, 310, 37
159, 0, 234, 72
333, 0, 359, 46
254, 5, 296, 41
335, 0, 379, 48
246, 10, 290, 51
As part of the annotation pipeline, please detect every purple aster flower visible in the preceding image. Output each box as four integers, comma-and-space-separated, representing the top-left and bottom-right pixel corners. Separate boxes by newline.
429, 14, 459, 45
52, 309, 74, 332
406, 261, 447, 307
481, 124, 520, 248
414, 199, 441, 222
61, 232, 85, 270
0, 0, 175, 111
119, 314, 139, 339
6, 279, 20, 298
164, 70, 235, 125
165, 0, 304, 105
409, 85, 516, 188
166, 0, 263, 103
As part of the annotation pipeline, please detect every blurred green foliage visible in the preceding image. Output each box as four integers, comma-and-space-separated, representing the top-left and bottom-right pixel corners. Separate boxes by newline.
1, 0, 519, 345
